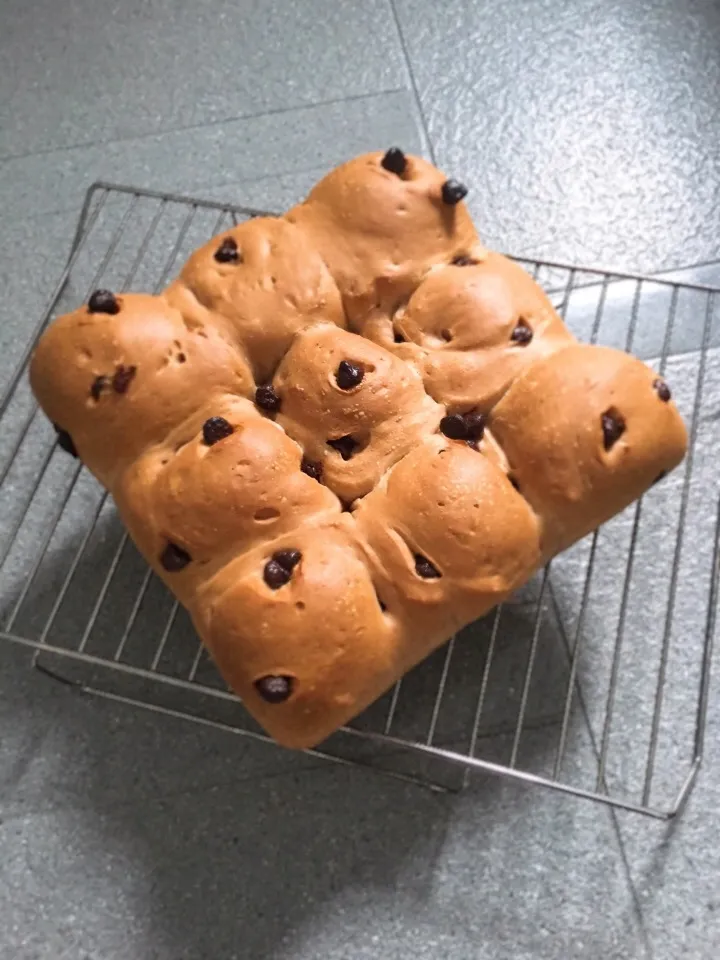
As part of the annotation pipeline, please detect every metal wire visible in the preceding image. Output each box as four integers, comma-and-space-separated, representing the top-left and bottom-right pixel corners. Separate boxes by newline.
1, 180, 719, 819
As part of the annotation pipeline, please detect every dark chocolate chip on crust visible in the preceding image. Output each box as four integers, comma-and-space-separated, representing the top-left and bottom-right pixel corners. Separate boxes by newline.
441, 179, 468, 205
415, 554, 441, 579
335, 360, 364, 390
301, 457, 323, 482
112, 364, 137, 394
160, 542, 192, 572
510, 322, 533, 344
214, 237, 240, 263
653, 379, 672, 402
88, 289, 120, 315
381, 147, 407, 176
202, 416, 234, 445
327, 435, 358, 461
273, 548, 302, 572
255, 675, 293, 703
90, 375, 109, 401
601, 410, 626, 450
451, 254, 479, 266
463, 411, 486, 441
255, 384, 282, 413
53, 424, 78, 458
440, 413, 469, 441
263, 558, 291, 589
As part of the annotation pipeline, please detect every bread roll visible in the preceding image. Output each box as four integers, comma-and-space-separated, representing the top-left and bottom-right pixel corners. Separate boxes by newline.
272, 324, 442, 502
363, 251, 575, 411
287, 150, 483, 324
114, 394, 341, 603
354, 436, 542, 633
488, 344, 688, 556
173, 216, 346, 381
192, 517, 400, 749
28, 151, 688, 749
30, 292, 254, 487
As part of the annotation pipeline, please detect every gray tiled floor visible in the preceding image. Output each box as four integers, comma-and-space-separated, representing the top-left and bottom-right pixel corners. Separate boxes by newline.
1, 2, 719, 959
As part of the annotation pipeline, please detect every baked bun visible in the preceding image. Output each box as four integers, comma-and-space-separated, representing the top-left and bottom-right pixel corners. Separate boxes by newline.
354, 435, 542, 633
175, 216, 346, 381
488, 344, 688, 556
192, 518, 400, 749
114, 394, 340, 604
287, 150, 483, 324
363, 251, 575, 411
272, 324, 442, 502
29, 292, 254, 487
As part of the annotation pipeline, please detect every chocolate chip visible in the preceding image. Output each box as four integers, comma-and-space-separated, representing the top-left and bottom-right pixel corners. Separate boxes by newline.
202, 416, 234, 445
440, 414, 469, 441
214, 237, 240, 263
451, 254, 478, 266
463, 411, 486, 441
87, 289, 120, 315
273, 548, 302, 573
601, 410, 626, 450
301, 457, 323, 482
327, 435, 358, 460
654, 379, 672, 402
53, 424, 78, 458
441, 179, 468, 205
112, 364, 137, 394
255, 675, 293, 703
160, 542, 192, 572
511, 322, 533, 344
90, 375, 109, 401
335, 360, 364, 390
255, 384, 281, 413
381, 147, 407, 176
415, 554, 441, 579
263, 559, 291, 589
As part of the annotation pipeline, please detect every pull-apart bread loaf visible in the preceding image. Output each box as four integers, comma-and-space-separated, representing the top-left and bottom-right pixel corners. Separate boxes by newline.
29, 149, 688, 748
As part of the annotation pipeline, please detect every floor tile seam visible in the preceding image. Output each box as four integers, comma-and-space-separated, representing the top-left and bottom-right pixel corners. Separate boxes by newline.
387, 0, 437, 164
0, 86, 411, 165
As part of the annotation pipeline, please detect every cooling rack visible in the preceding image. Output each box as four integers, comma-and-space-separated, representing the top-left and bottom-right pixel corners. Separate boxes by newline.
1, 182, 719, 820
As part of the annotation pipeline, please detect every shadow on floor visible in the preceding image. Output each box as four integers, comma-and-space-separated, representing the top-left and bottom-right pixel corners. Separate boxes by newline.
1, 487, 592, 958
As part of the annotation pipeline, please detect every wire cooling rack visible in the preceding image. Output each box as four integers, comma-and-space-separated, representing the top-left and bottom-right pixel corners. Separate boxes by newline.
1, 182, 719, 820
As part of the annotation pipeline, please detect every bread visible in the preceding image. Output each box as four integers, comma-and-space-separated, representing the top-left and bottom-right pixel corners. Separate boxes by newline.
286, 151, 483, 324
487, 344, 689, 557
362, 251, 576, 411
29, 148, 688, 749
30, 292, 255, 487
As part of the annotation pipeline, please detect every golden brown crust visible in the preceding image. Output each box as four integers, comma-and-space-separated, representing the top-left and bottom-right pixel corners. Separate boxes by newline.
363, 252, 575, 411
354, 436, 542, 635
192, 517, 400, 749
28, 151, 689, 750
114, 394, 341, 605
287, 151, 483, 324
177, 216, 346, 381
29, 293, 254, 487
272, 325, 442, 502
488, 344, 689, 556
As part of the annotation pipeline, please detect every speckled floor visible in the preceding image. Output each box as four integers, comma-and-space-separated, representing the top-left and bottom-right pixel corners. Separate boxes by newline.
1, 2, 720, 958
